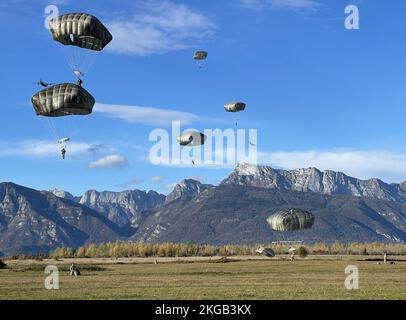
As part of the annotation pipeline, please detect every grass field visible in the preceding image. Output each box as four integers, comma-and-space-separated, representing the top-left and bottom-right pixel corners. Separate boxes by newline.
1, 255, 405, 300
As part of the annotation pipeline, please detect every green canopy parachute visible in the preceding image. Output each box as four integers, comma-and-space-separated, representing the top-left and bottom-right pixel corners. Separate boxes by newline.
193, 51, 208, 60
177, 131, 207, 146
267, 208, 315, 232
224, 101, 246, 113
31, 83, 95, 117
49, 13, 113, 51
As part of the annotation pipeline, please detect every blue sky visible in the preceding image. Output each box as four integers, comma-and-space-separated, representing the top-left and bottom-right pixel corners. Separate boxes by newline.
2, 0, 406, 195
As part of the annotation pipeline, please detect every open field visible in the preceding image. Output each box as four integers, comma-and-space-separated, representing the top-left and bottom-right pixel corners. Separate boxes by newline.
1, 255, 405, 300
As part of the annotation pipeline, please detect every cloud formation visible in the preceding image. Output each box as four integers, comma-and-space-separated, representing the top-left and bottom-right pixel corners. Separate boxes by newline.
148, 141, 406, 182
150, 176, 164, 183
240, 0, 320, 11
162, 182, 177, 191
106, 0, 215, 55
115, 178, 145, 189
259, 149, 406, 182
0, 140, 94, 158
89, 154, 128, 169
94, 103, 199, 126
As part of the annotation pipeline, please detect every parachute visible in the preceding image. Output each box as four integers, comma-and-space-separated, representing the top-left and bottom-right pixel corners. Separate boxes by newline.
267, 208, 315, 232
31, 83, 95, 117
49, 13, 113, 51
177, 131, 207, 146
58, 137, 70, 144
193, 51, 207, 69
224, 101, 246, 126
58, 137, 70, 152
255, 247, 275, 257
177, 131, 206, 165
49, 13, 112, 76
193, 51, 208, 60
224, 101, 246, 113
73, 70, 84, 78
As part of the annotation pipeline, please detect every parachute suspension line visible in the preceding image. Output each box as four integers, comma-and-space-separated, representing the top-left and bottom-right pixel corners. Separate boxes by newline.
47, 118, 62, 140
64, 115, 81, 141
60, 45, 97, 78
38, 117, 55, 140
39, 117, 60, 142
60, 45, 74, 72
82, 49, 98, 74
282, 231, 290, 243
50, 12, 112, 77
233, 115, 240, 127
54, 112, 76, 142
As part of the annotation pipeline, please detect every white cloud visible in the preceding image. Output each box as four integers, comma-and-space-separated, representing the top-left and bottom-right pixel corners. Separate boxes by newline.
106, 0, 215, 55
163, 182, 177, 191
150, 176, 164, 183
241, 0, 320, 11
94, 103, 199, 126
44, 0, 71, 5
259, 149, 406, 182
187, 175, 205, 183
115, 178, 145, 189
147, 141, 406, 182
0, 140, 94, 158
89, 154, 128, 169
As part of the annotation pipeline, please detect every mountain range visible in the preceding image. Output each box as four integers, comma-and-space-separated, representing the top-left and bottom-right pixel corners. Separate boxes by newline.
1, 164, 405, 255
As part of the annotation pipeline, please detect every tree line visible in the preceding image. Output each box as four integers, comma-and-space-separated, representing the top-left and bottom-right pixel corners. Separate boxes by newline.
42, 241, 406, 259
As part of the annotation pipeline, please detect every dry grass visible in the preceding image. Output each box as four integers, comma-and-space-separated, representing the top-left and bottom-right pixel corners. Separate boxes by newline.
0, 255, 405, 300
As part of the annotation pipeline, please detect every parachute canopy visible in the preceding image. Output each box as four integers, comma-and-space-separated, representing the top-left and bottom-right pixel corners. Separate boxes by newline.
224, 101, 246, 113
49, 13, 113, 51
193, 51, 208, 60
73, 70, 84, 78
255, 247, 275, 257
267, 208, 315, 232
177, 131, 207, 146
31, 83, 95, 117
58, 137, 70, 144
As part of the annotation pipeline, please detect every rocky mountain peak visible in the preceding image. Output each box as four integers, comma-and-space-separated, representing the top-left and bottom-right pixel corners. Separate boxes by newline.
50, 189, 78, 202
165, 179, 212, 203
0, 182, 132, 255
222, 164, 406, 203
79, 189, 165, 227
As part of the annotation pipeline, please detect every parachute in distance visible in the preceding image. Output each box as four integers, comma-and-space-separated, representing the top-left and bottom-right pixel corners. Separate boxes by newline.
193, 51, 208, 60
177, 131, 207, 146
73, 70, 85, 78
58, 137, 70, 144
267, 208, 315, 232
49, 13, 113, 51
31, 83, 95, 117
224, 101, 246, 113
255, 247, 275, 258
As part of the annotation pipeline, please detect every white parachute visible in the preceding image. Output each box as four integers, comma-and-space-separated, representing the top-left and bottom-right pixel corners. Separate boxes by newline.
58, 137, 70, 144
